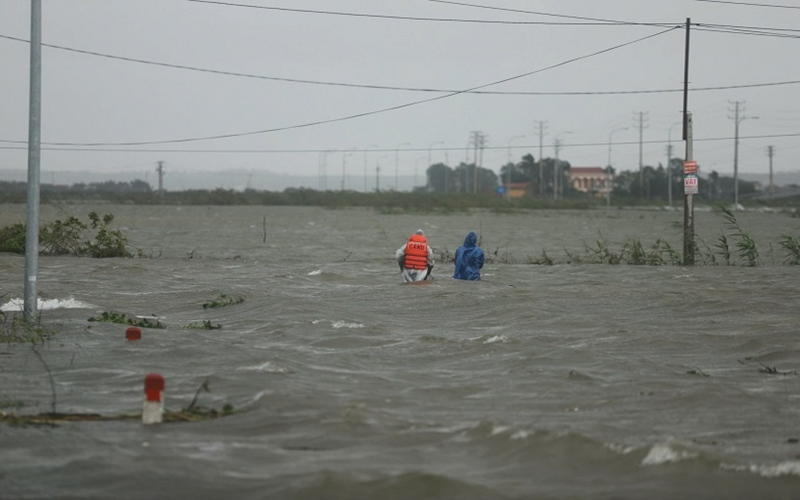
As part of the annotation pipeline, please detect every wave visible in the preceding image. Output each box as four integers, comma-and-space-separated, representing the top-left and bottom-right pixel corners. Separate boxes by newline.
721, 460, 800, 478
0, 296, 96, 312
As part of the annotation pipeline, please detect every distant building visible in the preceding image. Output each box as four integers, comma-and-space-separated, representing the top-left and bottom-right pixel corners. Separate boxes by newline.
504, 182, 531, 199
569, 167, 612, 197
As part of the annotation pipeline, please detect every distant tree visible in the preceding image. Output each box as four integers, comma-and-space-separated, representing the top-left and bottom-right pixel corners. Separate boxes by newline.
426, 163, 455, 193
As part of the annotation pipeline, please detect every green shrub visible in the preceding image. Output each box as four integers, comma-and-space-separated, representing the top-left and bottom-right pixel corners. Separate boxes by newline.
0, 212, 131, 258
0, 223, 26, 253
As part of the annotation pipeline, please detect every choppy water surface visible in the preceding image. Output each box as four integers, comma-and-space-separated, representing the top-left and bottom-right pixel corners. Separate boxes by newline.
1, 204, 799, 500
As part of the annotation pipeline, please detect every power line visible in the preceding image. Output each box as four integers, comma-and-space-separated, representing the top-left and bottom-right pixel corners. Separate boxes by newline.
696, 0, 800, 9
3, 132, 799, 154
3, 33, 799, 96
430, 0, 679, 26
694, 24, 800, 39
187, 0, 669, 26
0, 26, 679, 147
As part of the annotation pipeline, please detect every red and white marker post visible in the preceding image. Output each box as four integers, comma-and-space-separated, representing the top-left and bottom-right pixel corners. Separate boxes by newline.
142, 373, 165, 424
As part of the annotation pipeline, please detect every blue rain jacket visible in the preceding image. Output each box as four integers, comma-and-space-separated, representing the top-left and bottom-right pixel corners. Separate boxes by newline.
453, 231, 484, 280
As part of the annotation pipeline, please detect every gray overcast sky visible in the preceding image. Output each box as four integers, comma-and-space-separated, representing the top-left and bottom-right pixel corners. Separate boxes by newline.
1, 0, 799, 188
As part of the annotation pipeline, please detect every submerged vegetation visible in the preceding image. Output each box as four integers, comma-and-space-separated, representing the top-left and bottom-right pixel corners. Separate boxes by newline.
202, 293, 245, 309
0, 211, 131, 257
465, 206, 800, 267
87, 311, 166, 329
0, 309, 53, 344
0, 377, 235, 427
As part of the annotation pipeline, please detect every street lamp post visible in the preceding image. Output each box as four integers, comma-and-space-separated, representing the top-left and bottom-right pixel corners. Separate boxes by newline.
507, 135, 525, 201
320, 149, 336, 191
415, 156, 427, 189
375, 155, 388, 192
607, 127, 628, 206
364, 144, 378, 192
341, 149, 354, 191
428, 141, 444, 167
395, 142, 411, 191
607, 127, 628, 169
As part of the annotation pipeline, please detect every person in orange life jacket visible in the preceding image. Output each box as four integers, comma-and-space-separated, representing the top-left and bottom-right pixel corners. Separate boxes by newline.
395, 229, 435, 282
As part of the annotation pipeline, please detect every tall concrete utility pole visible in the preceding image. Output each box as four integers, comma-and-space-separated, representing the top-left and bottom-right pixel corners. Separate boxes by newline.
535, 121, 547, 197
24, 0, 42, 323
394, 142, 410, 191
156, 161, 165, 197
728, 100, 757, 207
469, 131, 485, 194
767, 145, 775, 199
635, 111, 649, 194
553, 139, 563, 201
681, 19, 695, 266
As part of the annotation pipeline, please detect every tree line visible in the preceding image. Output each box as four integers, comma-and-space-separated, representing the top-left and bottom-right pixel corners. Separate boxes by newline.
424, 154, 760, 203
0, 159, 774, 207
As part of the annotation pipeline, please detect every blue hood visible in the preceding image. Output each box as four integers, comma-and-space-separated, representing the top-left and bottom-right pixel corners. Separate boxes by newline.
463, 231, 478, 248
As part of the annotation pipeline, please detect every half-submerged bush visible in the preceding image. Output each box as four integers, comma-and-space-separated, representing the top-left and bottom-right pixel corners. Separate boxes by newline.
0, 211, 131, 258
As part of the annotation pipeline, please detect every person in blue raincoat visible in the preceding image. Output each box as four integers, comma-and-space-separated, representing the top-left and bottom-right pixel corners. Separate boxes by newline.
453, 231, 484, 280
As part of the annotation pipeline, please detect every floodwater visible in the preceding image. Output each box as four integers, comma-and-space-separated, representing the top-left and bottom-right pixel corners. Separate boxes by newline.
1, 203, 799, 500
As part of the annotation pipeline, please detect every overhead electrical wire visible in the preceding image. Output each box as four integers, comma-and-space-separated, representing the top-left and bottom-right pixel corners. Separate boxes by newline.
3, 132, 799, 154
695, 0, 800, 9
428, 0, 674, 26
693, 24, 800, 38
1, 2, 796, 149
3, 33, 798, 96
187, 0, 672, 26
0, 26, 681, 147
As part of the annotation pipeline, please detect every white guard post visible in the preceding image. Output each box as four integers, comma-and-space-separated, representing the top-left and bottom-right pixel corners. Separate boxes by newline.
142, 373, 165, 424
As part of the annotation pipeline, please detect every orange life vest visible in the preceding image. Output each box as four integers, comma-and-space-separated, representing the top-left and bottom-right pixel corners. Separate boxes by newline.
404, 234, 429, 270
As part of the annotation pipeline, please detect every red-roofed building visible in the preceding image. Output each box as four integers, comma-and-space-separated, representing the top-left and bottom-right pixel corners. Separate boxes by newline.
569, 167, 612, 197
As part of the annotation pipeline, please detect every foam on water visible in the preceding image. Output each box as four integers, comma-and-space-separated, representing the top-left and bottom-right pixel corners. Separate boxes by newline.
331, 320, 364, 329
1, 296, 95, 312
721, 460, 800, 477
641, 442, 699, 466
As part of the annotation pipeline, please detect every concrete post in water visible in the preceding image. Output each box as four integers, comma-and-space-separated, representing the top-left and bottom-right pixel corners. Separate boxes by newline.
24, 0, 42, 324
142, 373, 165, 424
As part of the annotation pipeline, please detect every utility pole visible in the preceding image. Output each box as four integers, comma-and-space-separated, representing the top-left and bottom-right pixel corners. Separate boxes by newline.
682, 19, 695, 266
684, 112, 695, 265
468, 131, 486, 194
363, 144, 377, 192
155, 161, 165, 197
394, 142, 410, 191
553, 139, 562, 201
728, 100, 757, 207
535, 121, 547, 196
635, 111, 649, 194
24, 0, 42, 323
767, 145, 775, 200
552, 132, 571, 200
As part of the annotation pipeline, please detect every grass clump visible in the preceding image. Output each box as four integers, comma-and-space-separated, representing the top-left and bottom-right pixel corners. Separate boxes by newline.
778, 235, 800, 265
87, 311, 165, 329
202, 293, 244, 309
183, 320, 222, 330
0, 310, 52, 344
